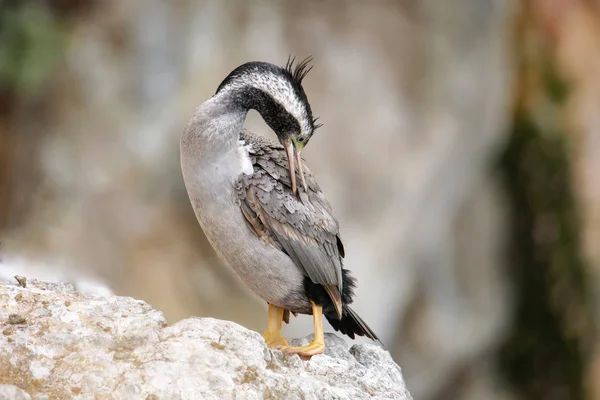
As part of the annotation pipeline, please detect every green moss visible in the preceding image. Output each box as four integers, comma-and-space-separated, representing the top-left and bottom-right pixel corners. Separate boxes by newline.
0, 3, 64, 95
497, 64, 594, 399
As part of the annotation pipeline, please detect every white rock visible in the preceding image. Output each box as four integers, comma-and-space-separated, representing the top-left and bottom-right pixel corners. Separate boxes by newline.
0, 257, 114, 297
0, 385, 32, 400
0, 279, 412, 400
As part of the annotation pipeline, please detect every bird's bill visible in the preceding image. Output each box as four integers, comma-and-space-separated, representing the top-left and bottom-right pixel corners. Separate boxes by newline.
284, 139, 308, 196
294, 148, 308, 194
284, 139, 298, 195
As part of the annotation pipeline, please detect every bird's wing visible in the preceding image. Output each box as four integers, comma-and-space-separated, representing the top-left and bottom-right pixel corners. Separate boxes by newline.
236, 132, 344, 298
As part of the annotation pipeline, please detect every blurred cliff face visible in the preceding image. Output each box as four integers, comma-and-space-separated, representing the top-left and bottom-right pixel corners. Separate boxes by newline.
0, 1, 598, 399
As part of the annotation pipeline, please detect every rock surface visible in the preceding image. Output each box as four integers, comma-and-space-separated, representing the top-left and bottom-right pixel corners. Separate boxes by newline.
0, 279, 411, 400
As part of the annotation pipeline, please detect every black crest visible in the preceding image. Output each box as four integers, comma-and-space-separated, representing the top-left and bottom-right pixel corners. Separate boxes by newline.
285, 55, 314, 85
284, 55, 323, 131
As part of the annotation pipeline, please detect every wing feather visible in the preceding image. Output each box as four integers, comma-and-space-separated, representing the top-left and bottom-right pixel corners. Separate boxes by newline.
237, 132, 343, 294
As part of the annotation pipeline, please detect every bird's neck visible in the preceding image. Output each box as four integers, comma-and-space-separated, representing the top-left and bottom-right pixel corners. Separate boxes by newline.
181, 92, 249, 163
184, 80, 305, 156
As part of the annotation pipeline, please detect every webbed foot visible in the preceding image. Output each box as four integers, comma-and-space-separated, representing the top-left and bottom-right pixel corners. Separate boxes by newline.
279, 339, 325, 358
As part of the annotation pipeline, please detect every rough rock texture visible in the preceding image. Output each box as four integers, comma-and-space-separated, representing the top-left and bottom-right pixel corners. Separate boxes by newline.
0, 279, 411, 400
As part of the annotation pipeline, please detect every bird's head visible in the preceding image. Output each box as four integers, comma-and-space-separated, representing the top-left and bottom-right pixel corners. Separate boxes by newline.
215, 56, 322, 195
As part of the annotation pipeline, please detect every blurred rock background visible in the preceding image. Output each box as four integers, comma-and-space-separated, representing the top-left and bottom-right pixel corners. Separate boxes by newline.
0, 0, 598, 399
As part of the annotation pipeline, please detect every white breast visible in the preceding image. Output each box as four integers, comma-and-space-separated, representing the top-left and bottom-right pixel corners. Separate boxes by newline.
237, 140, 254, 175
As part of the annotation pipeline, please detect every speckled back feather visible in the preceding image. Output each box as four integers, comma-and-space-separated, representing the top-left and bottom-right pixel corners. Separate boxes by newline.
235, 130, 380, 343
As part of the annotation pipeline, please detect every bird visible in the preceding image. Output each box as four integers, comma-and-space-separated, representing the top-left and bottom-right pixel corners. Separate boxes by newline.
180, 57, 380, 357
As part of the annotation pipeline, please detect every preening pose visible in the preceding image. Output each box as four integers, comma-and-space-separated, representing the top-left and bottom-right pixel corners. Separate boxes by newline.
180, 58, 379, 357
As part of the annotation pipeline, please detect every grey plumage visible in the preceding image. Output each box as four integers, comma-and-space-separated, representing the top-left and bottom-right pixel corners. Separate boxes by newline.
181, 93, 313, 314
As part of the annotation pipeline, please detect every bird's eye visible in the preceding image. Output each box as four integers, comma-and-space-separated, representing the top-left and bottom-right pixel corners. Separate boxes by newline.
297, 136, 305, 143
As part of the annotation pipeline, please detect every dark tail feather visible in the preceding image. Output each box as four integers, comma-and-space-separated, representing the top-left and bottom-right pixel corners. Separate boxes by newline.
304, 268, 383, 346
325, 305, 383, 346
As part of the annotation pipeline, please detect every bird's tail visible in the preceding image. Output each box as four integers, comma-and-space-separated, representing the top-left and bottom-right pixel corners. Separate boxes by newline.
325, 305, 382, 345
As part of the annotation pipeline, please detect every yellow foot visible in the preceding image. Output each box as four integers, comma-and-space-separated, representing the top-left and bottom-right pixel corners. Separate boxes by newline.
262, 331, 289, 348
280, 340, 326, 358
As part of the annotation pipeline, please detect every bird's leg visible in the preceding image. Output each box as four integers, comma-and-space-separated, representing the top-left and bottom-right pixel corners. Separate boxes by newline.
280, 301, 325, 358
262, 304, 289, 348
